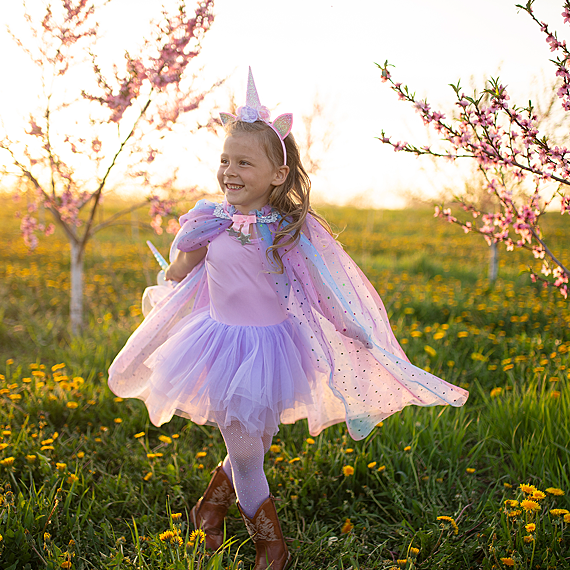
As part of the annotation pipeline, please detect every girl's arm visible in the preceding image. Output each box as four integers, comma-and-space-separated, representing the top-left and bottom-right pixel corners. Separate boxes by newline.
164, 246, 207, 282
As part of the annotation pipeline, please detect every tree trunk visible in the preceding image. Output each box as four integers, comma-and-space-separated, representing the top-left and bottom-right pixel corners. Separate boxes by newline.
489, 241, 498, 283
70, 240, 84, 336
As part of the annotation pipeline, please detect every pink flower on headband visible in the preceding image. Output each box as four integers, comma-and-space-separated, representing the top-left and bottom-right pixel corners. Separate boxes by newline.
236, 105, 271, 123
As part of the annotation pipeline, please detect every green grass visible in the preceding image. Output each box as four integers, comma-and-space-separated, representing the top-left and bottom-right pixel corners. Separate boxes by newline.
0, 201, 569, 569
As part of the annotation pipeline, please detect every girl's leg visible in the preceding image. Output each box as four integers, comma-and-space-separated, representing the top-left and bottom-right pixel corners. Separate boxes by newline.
218, 422, 270, 518
221, 431, 272, 487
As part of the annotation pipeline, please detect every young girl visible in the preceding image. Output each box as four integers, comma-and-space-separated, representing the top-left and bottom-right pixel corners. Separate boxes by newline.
109, 68, 468, 570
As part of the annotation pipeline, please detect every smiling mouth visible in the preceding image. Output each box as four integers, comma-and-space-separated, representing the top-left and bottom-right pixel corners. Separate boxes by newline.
226, 183, 244, 191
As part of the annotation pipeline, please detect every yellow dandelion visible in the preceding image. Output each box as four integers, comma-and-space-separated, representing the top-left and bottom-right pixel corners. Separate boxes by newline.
159, 530, 176, 542
424, 345, 437, 357
551, 391, 561, 399
134, 432, 145, 439
500, 557, 515, 566
507, 510, 522, 518
26, 455, 36, 463
77, 452, 85, 459
306, 438, 315, 444
564, 514, 570, 523
196, 451, 207, 458
61, 561, 72, 569
188, 528, 206, 544
409, 547, 420, 556
0, 444, 8, 451
367, 461, 377, 469
376, 421, 384, 427
171, 512, 182, 520
397, 559, 408, 567
523, 535, 534, 543
505, 500, 519, 508
114, 397, 123, 402
550, 509, 569, 516
341, 518, 353, 534
342, 465, 354, 476
159, 435, 172, 444
114, 418, 122, 424
531, 490, 546, 501
67, 474, 79, 484
466, 468, 476, 474
436, 516, 458, 534
378, 465, 386, 472
147, 453, 163, 459
345, 448, 354, 453
545, 487, 565, 496
275, 457, 284, 462
519, 483, 537, 494
172, 434, 179, 439
289, 457, 301, 464
403, 445, 411, 452
490, 387, 503, 397
56, 463, 67, 472
520, 499, 541, 512
0, 457, 15, 466
504, 483, 512, 489
41, 445, 55, 451
6, 359, 14, 365
525, 523, 536, 533
143, 472, 153, 481
198, 464, 204, 469
270, 444, 281, 453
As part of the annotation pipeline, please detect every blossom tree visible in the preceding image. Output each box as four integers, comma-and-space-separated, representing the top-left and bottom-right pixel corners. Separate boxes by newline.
0, 0, 217, 334
377, 0, 570, 299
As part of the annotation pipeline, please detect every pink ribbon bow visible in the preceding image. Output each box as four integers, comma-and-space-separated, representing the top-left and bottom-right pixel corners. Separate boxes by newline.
230, 213, 257, 235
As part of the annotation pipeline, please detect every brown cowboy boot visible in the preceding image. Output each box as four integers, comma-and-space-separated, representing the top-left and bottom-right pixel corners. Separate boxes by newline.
237, 496, 292, 570
190, 462, 236, 550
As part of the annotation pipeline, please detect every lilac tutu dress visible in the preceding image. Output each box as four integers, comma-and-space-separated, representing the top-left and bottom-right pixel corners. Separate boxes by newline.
108, 200, 468, 439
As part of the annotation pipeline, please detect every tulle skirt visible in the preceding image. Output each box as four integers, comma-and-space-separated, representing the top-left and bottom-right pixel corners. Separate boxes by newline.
140, 308, 315, 437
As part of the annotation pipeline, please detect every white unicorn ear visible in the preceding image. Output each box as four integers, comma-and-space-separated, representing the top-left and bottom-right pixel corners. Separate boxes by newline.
219, 112, 236, 126
272, 113, 293, 139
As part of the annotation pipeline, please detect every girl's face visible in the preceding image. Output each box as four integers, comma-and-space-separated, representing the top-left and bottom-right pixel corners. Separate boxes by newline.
217, 133, 288, 214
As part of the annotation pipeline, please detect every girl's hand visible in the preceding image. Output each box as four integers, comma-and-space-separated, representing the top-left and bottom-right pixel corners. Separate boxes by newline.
165, 247, 207, 282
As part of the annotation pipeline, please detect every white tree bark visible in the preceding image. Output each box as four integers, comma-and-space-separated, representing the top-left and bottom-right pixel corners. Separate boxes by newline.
70, 240, 84, 335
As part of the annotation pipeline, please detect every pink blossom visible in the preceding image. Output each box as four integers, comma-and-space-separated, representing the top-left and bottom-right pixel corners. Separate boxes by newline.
150, 214, 163, 235
166, 218, 180, 234
27, 118, 43, 136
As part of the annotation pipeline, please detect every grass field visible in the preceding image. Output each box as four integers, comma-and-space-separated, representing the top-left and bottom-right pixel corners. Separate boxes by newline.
0, 200, 569, 569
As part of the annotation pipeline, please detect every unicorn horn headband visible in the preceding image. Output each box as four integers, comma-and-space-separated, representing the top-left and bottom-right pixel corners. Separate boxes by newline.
220, 67, 293, 166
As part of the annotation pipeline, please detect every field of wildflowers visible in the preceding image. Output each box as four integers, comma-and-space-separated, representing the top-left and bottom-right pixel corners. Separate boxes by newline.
0, 201, 569, 569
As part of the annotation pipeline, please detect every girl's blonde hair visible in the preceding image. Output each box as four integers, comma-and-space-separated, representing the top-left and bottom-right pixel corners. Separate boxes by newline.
223, 120, 332, 272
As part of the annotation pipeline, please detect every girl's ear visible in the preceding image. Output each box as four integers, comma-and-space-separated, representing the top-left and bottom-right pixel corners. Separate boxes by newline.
272, 165, 290, 186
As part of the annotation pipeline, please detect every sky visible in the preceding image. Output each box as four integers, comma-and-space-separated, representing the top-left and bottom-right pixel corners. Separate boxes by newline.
0, 0, 566, 207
